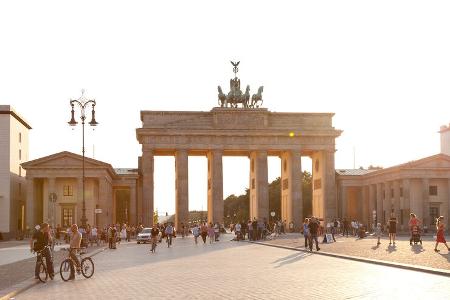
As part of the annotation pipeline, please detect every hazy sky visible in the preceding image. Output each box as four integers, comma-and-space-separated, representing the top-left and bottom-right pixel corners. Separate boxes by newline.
1, 1, 449, 214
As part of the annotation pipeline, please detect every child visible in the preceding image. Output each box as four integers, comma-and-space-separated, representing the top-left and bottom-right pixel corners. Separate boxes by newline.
375, 223, 382, 245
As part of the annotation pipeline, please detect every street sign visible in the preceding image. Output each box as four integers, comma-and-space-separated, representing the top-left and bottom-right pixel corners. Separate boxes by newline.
95, 208, 102, 214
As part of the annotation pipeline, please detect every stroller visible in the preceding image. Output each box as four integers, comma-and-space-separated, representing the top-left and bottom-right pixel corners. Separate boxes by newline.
410, 226, 422, 245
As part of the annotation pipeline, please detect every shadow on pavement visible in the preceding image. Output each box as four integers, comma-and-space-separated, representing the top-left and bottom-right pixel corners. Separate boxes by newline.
410, 245, 425, 254
385, 245, 397, 253
272, 252, 312, 268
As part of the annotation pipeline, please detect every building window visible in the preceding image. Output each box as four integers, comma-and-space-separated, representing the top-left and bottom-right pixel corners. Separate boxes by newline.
429, 207, 439, 225
62, 208, 74, 228
429, 186, 438, 196
19, 149, 22, 160
19, 166, 21, 177
251, 159, 254, 172
19, 132, 22, 143
251, 178, 255, 189
390, 189, 394, 198
63, 185, 73, 196
282, 178, 289, 190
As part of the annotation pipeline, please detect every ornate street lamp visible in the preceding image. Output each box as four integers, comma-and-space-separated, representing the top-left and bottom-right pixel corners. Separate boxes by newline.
68, 89, 98, 228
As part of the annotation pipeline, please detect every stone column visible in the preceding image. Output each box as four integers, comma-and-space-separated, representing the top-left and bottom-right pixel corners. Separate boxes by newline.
280, 151, 303, 229
207, 150, 223, 225
26, 177, 35, 229
376, 183, 383, 225
384, 181, 392, 221
340, 185, 347, 219
360, 186, 368, 226
422, 178, 430, 226
448, 179, 450, 230
368, 184, 376, 230
47, 177, 56, 227
323, 150, 337, 221
98, 177, 110, 229
175, 149, 189, 231
129, 183, 137, 225
141, 149, 154, 227
393, 180, 401, 224
249, 151, 269, 222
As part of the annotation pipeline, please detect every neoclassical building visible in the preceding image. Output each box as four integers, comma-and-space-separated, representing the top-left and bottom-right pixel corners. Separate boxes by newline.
336, 125, 450, 230
0, 106, 30, 239
21, 152, 138, 230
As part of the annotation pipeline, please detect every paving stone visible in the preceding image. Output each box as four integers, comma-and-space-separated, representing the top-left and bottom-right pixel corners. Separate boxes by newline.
13, 234, 450, 300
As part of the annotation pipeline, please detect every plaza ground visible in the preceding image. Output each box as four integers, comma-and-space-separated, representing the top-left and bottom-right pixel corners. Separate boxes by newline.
9, 234, 450, 300
259, 233, 450, 271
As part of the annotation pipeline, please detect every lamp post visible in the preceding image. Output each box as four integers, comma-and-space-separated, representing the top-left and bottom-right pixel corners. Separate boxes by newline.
68, 89, 98, 228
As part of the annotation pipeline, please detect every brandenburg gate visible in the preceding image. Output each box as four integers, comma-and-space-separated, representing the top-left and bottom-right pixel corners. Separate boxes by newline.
136, 62, 342, 230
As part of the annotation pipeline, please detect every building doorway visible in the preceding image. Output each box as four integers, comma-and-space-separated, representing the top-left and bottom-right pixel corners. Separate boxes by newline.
115, 189, 130, 224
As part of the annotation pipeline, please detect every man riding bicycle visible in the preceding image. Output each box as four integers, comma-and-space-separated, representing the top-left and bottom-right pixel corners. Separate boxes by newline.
69, 224, 82, 280
30, 223, 55, 280
165, 223, 174, 246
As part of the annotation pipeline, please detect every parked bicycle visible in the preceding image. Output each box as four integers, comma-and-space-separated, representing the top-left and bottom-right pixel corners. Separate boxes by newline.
60, 247, 94, 281
34, 245, 51, 283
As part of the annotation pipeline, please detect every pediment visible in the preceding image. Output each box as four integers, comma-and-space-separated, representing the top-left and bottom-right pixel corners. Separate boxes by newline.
22, 151, 110, 169
402, 154, 450, 169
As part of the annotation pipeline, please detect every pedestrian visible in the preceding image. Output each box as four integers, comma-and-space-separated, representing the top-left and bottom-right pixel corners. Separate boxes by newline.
214, 223, 220, 241
247, 220, 253, 241
200, 222, 208, 244
192, 223, 200, 244
252, 218, 258, 240
308, 217, 320, 252
388, 214, 397, 246
375, 223, 382, 245
302, 218, 310, 248
332, 219, 338, 242
343, 218, 349, 237
434, 216, 450, 253
235, 222, 242, 241
208, 223, 215, 244
30, 223, 55, 280
150, 226, 159, 253
408, 213, 421, 246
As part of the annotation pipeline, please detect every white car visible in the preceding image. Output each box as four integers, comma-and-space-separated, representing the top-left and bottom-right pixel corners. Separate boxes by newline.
137, 228, 152, 244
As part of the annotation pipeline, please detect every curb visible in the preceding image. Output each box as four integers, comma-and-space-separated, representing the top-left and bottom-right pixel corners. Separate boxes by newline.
0, 247, 107, 300
248, 241, 450, 277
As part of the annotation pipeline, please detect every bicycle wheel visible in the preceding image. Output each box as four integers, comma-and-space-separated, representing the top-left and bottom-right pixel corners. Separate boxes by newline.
37, 261, 48, 283
81, 257, 94, 278
60, 258, 73, 282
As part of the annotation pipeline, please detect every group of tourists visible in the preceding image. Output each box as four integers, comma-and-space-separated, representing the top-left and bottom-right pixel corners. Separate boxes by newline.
30, 222, 83, 281
230, 218, 272, 241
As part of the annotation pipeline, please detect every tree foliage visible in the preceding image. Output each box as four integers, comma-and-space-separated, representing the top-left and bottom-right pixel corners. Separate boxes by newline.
223, 171, 312, 224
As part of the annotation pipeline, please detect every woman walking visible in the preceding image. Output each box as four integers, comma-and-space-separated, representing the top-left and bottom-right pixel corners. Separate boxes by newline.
192, 223, 200, 244
302, 218, 310, 248
388, 214, 397, 246
434, 216, 450, 252
200, 222, 208, 244
208, 223, 215, 244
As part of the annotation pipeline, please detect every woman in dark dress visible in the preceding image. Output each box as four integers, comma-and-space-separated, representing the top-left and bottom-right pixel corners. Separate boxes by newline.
388, 214, 397, 246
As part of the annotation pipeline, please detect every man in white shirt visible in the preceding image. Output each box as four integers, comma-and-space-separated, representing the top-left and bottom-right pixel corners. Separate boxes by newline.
69, 224, 82, 280
235, 222, 242, 241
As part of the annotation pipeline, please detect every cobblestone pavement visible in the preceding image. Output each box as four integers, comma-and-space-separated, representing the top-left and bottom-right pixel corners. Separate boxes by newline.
0, 243, 104, 294
14, 234, 450, 300
259, 233, 450, 271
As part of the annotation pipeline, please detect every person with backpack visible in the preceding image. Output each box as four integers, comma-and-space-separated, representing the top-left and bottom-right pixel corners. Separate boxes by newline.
30, 223, 55, 280
308, 217, 320, 252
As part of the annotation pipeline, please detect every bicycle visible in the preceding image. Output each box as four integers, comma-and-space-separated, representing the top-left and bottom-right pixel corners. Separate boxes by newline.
60, 247, 95, 281
34, 245, 51, 283
166, 234, 172, 248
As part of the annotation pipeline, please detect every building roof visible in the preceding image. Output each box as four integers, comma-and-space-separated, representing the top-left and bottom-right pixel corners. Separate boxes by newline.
336, 169, 377, 176
0, 105, 32, 129
114, 168, 139, 175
